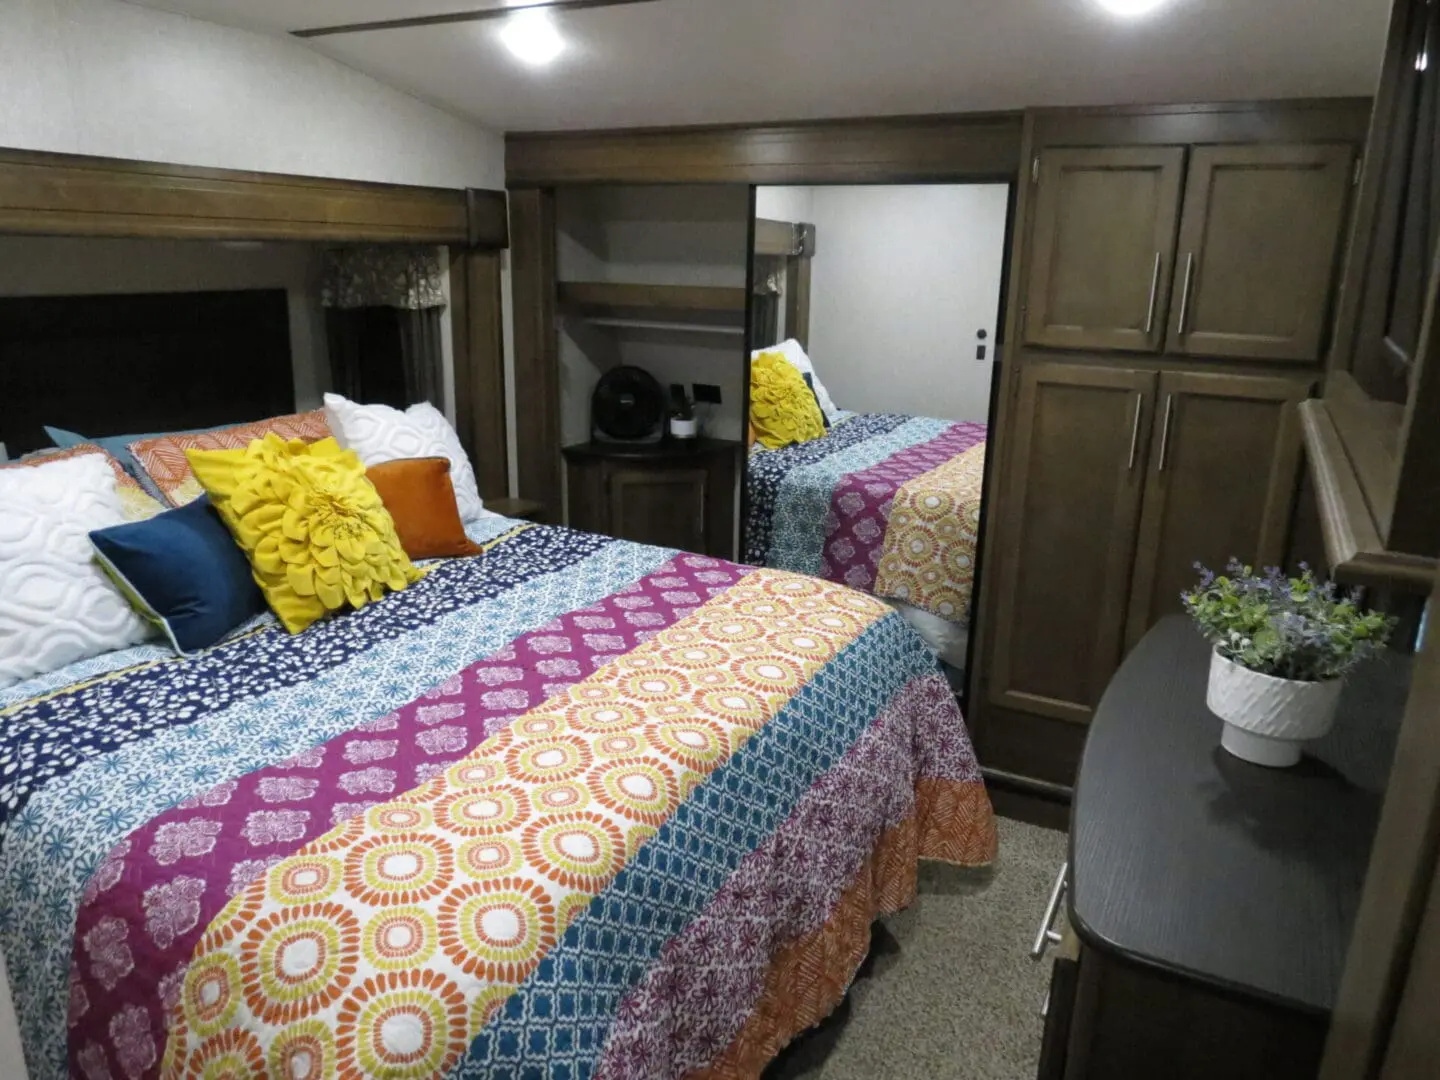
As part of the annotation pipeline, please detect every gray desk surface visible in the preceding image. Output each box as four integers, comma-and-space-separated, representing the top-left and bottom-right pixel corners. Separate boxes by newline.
1069, 616, 1411, 1016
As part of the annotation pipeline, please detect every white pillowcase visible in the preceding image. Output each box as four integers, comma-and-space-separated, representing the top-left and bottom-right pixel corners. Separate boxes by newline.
0, 455, 151, 689
323, 394, 485, 522
752, 338, 841, 424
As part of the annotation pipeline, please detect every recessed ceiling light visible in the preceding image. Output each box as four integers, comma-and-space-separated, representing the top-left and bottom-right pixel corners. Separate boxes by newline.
1095, 0, 1168, 16
500, 8, 565, 66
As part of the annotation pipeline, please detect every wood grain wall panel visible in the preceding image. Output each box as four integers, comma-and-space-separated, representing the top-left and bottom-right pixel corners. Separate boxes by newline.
506, 113, 1024, 185
0, 146, 508, 245
449, 249, 511, 501
509, 187, 562, 522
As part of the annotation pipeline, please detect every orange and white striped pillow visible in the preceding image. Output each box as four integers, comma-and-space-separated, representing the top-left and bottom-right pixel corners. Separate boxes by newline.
4, 443, 163, 521
129, 410, 332, 506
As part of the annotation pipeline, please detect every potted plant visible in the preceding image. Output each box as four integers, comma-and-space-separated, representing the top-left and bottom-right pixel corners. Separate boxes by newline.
1182, 561, 1394, 768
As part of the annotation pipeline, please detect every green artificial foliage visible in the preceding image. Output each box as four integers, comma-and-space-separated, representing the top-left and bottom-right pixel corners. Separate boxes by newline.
1182, 561, 1395, 682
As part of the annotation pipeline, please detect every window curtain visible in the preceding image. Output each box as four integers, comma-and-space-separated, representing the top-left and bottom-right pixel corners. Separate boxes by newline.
321, 247, 446, 409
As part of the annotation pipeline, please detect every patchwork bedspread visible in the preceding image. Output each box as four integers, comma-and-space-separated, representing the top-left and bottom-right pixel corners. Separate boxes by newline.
0, 520, 996, 1080
746, 415, 988, 625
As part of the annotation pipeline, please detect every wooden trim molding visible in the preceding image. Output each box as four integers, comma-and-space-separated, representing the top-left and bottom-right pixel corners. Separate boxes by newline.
449, 249, 510, 502
506, 112, 1025, 186
1028, 97, 1373, 150
753, 218, 801, 258
1297, 399, 1435, 591
1321, 567, 1440, 1080
0, 145, 508, 247
509, 188, 563, 522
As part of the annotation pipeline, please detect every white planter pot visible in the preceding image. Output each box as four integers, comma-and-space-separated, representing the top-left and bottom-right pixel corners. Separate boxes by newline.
1206, 651, 1343, 768
669, 417, 698, 439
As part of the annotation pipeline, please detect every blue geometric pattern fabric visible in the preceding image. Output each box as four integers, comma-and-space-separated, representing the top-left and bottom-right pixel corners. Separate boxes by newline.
759, 417, 950, 577
456, 614, 932, 1079
744, 413, 910, 565
0, 526, 675, 1080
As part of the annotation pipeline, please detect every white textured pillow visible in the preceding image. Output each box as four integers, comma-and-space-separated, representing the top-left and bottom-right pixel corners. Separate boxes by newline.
0, 455, 151, 688
752, 339, 841, 424
324, 394, 485, 522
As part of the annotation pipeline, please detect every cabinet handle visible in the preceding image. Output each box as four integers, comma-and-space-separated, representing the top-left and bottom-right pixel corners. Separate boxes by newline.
1158, 393, 1175, 472
1127, 393, 1143, 471
1177, 252, 1195, 336
1144, 251, 1162, 336
1031, 862, 1069, 960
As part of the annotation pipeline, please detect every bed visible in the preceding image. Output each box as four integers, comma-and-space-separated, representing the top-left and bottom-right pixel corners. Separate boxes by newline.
0, 514, 996, 1080
745, 413, 988, 670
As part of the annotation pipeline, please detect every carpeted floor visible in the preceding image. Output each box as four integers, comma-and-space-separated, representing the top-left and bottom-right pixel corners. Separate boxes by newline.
767, 818, 1069, 1080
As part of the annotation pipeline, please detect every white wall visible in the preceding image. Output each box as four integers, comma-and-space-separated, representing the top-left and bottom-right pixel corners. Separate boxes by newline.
763, 184, 1009, 424
755, 186, 813, 224
0, 0, 510, 481
556, 185, 751, 451
0, 234, 330, 411
0, 0, 503, 189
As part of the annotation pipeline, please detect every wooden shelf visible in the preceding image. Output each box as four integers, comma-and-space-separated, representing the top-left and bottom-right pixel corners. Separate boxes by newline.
557, 281, 746, 316
1297, 400, 1435, 592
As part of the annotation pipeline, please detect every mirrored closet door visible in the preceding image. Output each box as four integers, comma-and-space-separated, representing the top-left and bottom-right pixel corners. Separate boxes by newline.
743, 183, 1011, 697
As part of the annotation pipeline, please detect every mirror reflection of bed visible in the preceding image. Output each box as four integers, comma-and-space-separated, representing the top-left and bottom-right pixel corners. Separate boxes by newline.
745, 183, 1010, 697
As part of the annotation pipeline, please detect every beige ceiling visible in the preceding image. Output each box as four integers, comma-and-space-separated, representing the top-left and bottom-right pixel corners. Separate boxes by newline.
125, 0, 1391, 132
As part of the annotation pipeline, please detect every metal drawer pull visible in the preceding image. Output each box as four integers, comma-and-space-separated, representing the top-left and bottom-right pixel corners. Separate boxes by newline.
1143, 251, 1162, 336
1158, 393, 1175, 472
1177, 252, 1196, 335
1030, 862, 1068, 960
1127, 394, 1143, 471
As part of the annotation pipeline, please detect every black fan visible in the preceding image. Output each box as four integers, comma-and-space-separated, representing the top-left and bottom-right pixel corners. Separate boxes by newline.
591, 365, 665, 443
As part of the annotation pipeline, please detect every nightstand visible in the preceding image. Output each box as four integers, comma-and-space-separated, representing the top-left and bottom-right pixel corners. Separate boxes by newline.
487, 497, 545, 522
562, 438, 742, 558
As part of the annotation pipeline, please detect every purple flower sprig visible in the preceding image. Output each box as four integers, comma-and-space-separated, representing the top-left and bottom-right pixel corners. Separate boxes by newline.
1181, 560, 1394, 681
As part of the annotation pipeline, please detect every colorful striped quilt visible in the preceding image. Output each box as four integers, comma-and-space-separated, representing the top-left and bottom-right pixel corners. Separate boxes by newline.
746, 415, 988, 625
0, 519, 996, 1080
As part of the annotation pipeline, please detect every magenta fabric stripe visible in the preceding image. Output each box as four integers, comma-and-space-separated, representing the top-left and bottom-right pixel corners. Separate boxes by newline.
67, 555, 746, 1080
593, 673, 974, 1079
821, 422, 986, 593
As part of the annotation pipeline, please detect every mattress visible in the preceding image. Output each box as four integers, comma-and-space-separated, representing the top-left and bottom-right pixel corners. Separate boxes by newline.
746, 413, 987, 627
0, 516, 997, 1080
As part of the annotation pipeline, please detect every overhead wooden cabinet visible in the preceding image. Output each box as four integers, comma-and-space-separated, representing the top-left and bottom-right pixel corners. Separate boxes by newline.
989, 362, 1154, 725
987, 363, 1311, 764
1023, 142, 1354, 363
1124, 371, 1313, 650
1167, 145, 1354, 363
1023, 147, 1185, 353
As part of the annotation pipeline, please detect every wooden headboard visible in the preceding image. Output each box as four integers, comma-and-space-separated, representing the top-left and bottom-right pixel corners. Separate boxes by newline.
0, 288, 295, 455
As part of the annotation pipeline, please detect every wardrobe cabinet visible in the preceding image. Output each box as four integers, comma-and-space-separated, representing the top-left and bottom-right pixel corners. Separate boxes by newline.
1168, 145, 1353, 363
990, 363, 1153, 725
1024, 143, 1354, 364
988, 363, 1311, 732
1123, 372, 1313, 651
1024, 147, 1185, 353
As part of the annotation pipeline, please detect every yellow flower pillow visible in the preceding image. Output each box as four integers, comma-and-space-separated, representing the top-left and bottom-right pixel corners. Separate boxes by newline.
186, 434, 422, 633
750, 350, 827, 450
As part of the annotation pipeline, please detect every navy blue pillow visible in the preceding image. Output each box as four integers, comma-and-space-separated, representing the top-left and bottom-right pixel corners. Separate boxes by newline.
89, 496, 266, 654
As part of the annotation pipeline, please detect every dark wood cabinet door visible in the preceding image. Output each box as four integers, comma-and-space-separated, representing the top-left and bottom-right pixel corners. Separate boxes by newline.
1167, 144, 1353, 362
609, 467, 708, 553
1124, 372, 1312, 650
1024, 147, 1186, 353
989, 362, 1156, 725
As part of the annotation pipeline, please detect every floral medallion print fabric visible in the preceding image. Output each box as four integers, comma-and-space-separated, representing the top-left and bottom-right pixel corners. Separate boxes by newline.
746, 414, 988, 625
0, 522, 995, 1080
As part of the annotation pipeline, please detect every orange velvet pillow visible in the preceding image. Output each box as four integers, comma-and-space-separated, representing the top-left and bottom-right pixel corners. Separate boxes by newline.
366, 457, 483, 560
